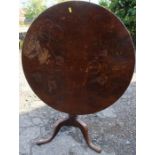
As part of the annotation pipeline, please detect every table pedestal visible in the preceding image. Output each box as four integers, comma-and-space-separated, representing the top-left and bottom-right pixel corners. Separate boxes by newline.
36, 114, 102, 153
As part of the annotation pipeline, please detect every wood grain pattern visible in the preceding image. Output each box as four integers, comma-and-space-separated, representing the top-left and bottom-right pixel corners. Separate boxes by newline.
22, 1, 135, 115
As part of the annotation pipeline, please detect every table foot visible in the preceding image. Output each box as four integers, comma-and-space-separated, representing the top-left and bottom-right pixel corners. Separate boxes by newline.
36, 115, 102, 153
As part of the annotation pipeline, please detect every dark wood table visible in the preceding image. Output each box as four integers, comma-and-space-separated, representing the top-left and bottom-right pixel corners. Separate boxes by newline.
22, 1, 135, 153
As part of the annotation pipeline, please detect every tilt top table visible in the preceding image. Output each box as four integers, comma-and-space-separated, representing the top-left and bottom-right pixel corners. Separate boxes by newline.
22, 1, 135, 153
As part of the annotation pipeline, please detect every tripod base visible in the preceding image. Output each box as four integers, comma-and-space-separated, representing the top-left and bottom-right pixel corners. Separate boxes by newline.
36, 115, 102, 153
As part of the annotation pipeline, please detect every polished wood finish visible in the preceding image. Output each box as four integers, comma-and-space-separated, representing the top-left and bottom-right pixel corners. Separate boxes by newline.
22, 1, 135, 115
22, 1, 135, 153
36, 115, 101, 153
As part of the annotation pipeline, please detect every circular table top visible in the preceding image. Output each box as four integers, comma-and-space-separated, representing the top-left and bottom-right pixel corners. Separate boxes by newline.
22, 1, 135, 115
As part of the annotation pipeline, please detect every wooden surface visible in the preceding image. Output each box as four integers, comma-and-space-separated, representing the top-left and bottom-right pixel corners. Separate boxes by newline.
22, 1, 135, 115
